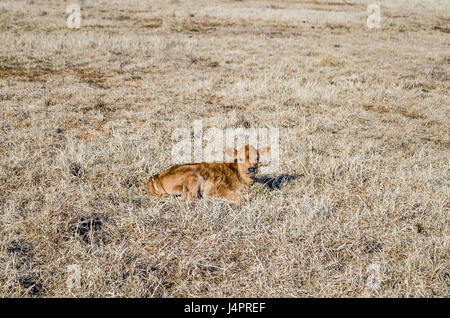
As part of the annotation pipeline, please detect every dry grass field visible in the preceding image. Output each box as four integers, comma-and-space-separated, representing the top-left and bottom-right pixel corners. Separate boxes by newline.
0, 0, 449, 297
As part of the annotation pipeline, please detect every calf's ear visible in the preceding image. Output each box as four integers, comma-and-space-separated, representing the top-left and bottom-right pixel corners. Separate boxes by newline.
225, 148, 238, 158
257, 147, 271, 156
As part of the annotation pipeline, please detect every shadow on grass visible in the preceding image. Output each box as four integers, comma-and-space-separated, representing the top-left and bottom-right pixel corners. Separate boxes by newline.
254, 173, 303, 191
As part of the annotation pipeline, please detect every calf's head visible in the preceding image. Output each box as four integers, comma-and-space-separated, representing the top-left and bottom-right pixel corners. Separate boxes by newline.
226, 145, 271, 181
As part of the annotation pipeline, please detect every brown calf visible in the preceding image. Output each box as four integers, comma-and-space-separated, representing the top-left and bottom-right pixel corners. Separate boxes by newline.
146, 145, 270, 202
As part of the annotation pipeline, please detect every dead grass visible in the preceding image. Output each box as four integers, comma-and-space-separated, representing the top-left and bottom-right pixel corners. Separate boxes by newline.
0, 0, 449, 297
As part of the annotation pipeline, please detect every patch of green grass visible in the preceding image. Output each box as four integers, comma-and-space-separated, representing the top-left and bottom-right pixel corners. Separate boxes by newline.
315, 55, 345, 67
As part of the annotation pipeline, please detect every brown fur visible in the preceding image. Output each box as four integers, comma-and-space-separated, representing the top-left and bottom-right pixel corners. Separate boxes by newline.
146, 145, 270, 202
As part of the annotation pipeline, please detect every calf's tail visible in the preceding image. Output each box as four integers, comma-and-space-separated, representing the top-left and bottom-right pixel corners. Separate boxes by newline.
146, 175, 167, 196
